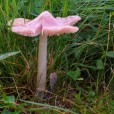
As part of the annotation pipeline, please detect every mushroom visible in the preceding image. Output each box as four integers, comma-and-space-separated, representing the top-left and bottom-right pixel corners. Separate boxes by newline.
8, 11, 81, 98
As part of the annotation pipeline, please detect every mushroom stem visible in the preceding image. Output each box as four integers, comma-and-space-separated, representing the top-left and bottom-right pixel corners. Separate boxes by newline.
36, 34, 47, 98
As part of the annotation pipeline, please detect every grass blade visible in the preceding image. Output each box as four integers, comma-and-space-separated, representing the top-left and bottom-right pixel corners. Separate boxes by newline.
0, 51, 20, 61
19, 99, 78, 114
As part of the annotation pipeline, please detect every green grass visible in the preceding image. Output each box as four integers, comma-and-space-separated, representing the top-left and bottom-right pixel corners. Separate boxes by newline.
0, 0, 114, 114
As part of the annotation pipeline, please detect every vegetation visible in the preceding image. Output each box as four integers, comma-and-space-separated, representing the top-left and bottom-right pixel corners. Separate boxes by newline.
0, 0, 114, 113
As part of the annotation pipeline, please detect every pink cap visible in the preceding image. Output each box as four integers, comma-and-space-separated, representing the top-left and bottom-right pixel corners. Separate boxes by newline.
7, 18, 31, 27
8, 11, 81, 37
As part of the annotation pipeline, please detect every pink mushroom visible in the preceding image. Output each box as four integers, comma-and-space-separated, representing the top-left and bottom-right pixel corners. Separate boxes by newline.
8, 11, 81, 98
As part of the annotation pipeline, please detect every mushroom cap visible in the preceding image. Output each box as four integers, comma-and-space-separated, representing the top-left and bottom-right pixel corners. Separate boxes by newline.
7, 18, 31, 27
8, 11, 81, 37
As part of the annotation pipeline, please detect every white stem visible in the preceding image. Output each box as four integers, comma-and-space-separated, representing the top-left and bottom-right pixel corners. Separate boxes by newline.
36, 34, 47, 93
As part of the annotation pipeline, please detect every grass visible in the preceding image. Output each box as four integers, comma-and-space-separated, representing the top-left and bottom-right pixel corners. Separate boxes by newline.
0, 0, 114, 113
